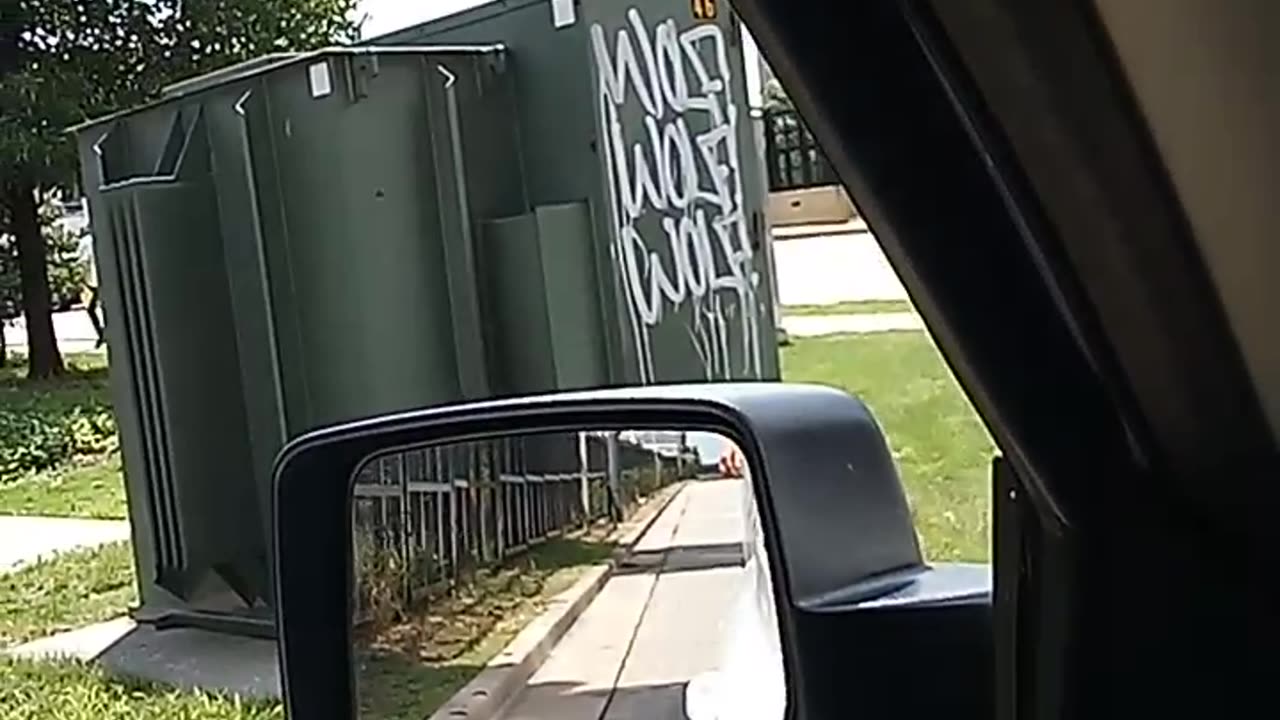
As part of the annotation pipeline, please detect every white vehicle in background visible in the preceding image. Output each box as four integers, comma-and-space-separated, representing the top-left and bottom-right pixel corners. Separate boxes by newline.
684, 462, 787, 720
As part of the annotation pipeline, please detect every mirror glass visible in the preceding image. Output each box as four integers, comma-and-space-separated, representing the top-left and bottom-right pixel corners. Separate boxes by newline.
348, 428, 785, 720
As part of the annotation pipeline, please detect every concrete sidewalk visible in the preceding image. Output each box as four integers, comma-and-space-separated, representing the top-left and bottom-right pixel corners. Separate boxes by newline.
3, 310, 103, 356
0, 514, 131, 573
771, 218, 868, 239
781, 311, 924, 337
498, 479, 746, 720
771, 230, 908, 307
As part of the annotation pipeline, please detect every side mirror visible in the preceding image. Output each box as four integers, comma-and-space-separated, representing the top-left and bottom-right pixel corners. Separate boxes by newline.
272, 383, 991, 719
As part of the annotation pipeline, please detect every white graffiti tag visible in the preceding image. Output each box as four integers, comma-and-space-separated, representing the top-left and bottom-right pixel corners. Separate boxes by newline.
592, 8, 763, 382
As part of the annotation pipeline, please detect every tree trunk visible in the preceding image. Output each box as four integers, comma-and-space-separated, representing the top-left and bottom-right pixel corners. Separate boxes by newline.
3, 178, 63, 378
0, 317, 7, 369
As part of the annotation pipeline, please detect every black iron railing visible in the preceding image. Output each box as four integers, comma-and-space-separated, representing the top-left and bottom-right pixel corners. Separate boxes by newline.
764, 108, 839, 191
351, 433, 686, 623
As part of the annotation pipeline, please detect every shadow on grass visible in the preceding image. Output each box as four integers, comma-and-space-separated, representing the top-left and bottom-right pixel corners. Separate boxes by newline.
0, 352, 117, 487
526, 536, 617, 571
0, 355, 112, 417
0, 452, 126, 519
1, 656, 283, 719
357, 653, 485, 720
1, 540, 137, 647
0, 354, 109, 389
360, 665, 691, 720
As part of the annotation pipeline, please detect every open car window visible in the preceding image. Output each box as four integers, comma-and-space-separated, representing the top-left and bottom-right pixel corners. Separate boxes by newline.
733, 0, 1278, 716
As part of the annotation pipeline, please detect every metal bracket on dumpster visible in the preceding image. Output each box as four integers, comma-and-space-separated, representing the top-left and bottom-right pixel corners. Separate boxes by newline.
437, 63, 456, 89
90, 125, 115, 187
344, 53, 381, 102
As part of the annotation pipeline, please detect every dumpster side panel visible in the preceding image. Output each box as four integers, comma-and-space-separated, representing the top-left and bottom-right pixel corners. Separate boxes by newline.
375, 3, 631, 385
78, 128, 169, 611
263, 55, 466, 429
79, 110, 266, 609
479, 213, 555, 396
130, 180, 267, 604
203, 80, 291, 560
479, 202, 610, 396
450, 54, 529, 226
376, 5, 599, 218
535, 202, 611, 389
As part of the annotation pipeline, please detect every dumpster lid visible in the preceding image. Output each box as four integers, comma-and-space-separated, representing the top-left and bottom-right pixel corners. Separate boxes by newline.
161, 53, 303, 98
70, 43, 507, 134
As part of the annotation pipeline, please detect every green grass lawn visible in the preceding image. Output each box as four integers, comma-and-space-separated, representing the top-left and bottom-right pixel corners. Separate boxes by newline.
0, 534, 615, 720
0, 453, 127, 519
0, 657, 283, 720
0, 350, 124, 519
355, 534, 620, 720
0, 503, 642, 720
1, 332, 991, 715
0, 351, 109, 392
1, 352, 117, 494
0, 536, 269, 719
1, 540, 138, 647
782, 299, 914, 316
781, 331, 995, 562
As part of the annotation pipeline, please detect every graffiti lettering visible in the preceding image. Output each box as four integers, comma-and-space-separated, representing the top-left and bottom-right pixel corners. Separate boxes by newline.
592, 8, 762, 382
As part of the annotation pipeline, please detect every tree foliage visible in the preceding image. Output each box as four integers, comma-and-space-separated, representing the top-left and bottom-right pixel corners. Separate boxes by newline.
0, 196, 86, 319
0, 0, 359, 376
2, 0, 359, 182
763, 78, 793, 112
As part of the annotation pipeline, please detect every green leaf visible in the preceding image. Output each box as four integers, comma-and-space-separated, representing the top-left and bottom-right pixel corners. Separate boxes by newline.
1, 0, 359, 223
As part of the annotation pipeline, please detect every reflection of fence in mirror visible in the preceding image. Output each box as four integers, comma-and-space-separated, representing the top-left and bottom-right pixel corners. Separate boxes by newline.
347, 429, 709, 719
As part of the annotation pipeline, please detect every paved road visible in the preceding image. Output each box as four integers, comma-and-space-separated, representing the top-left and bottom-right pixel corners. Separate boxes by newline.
772, 230, 907, 306
499, 479, 746, 720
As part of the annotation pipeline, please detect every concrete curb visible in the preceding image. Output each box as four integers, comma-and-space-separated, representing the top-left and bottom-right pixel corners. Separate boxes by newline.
427, 482, 688, 720
780, 311, 924, 337
6, 617, 138, 662
771, 217, 869, 240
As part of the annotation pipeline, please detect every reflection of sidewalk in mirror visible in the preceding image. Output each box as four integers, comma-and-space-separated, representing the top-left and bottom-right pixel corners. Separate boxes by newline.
498, 479, 746, 720
770, 217, 867, 239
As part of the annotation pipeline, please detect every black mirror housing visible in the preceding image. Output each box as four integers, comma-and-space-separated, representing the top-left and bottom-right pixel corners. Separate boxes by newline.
271, 383, 990, 719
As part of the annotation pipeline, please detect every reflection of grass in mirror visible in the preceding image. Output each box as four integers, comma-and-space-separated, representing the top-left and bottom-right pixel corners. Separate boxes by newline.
781, 331, 995, 562
531, 536, 616, 571
354, 536, 615, 720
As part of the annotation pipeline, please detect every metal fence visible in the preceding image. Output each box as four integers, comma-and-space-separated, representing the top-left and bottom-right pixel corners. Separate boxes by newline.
351, 432, 684, 623
763, 108, 840, 191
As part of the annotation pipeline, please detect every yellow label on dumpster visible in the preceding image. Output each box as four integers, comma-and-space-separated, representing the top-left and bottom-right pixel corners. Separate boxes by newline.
692, 0, 717, 21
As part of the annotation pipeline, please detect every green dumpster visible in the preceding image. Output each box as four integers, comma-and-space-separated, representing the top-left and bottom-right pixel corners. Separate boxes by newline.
74, 0, 781, 639
75, 46, 521, 633
376, 0, 782, 384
